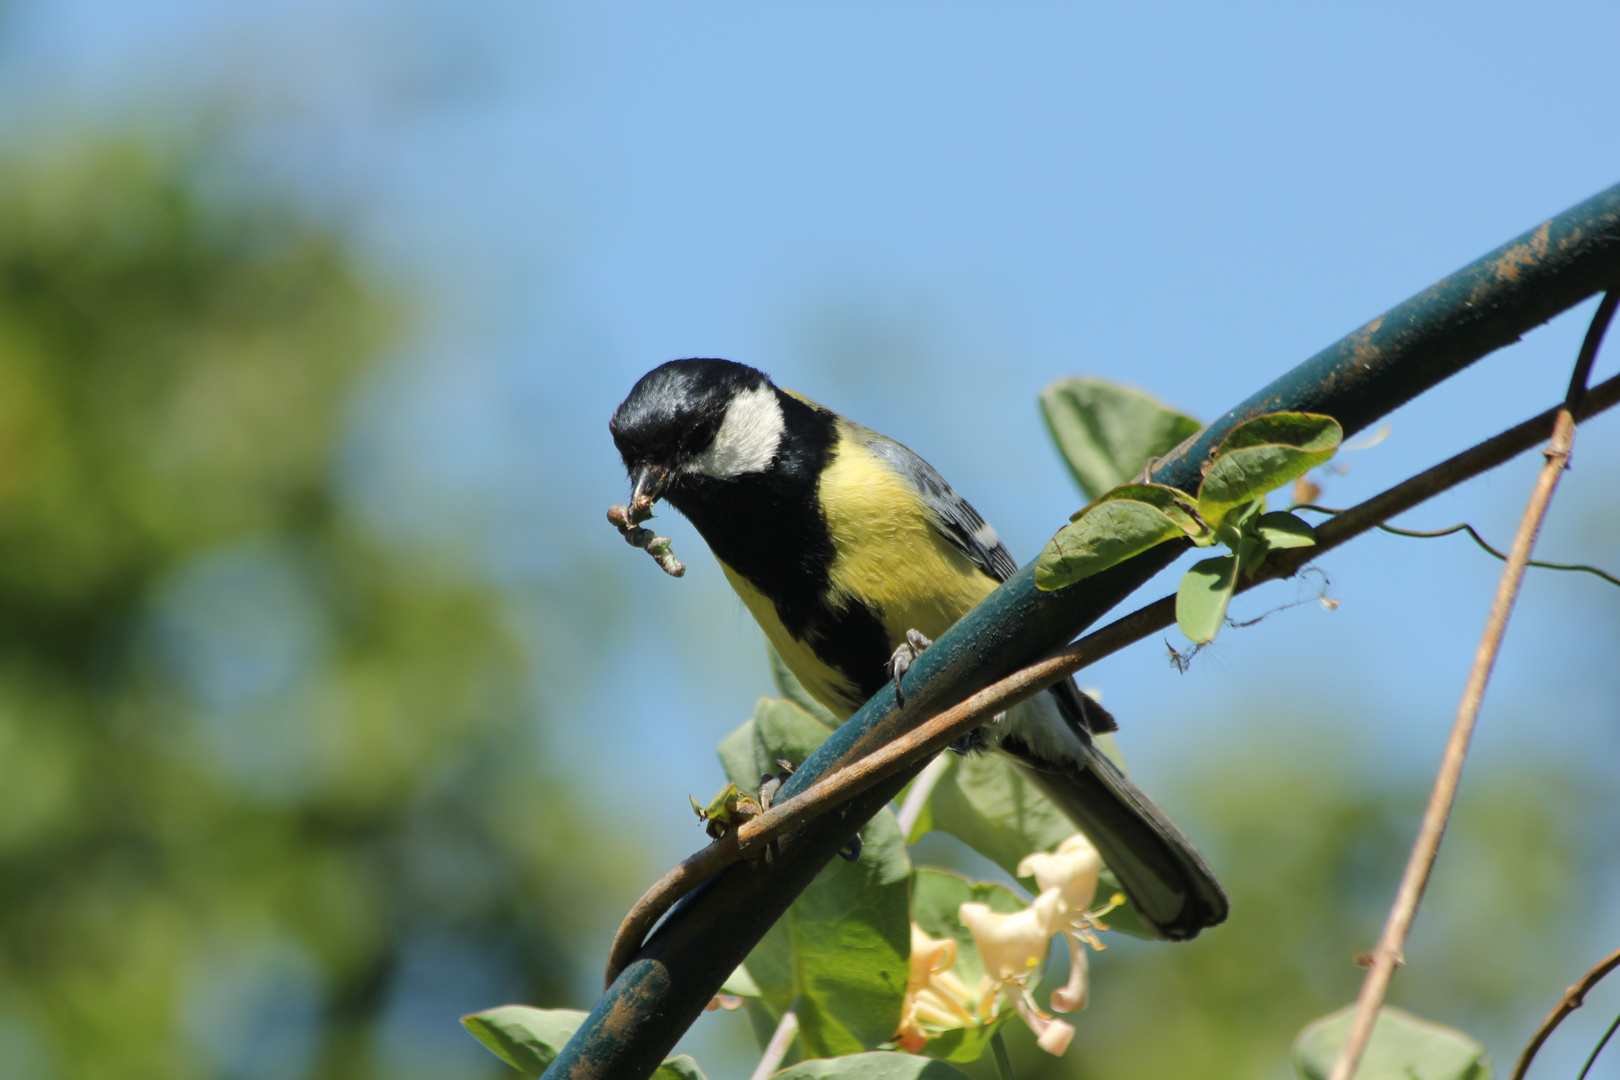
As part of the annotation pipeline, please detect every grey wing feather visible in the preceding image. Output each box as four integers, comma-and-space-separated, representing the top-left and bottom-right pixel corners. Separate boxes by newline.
852, 428, 1020, 583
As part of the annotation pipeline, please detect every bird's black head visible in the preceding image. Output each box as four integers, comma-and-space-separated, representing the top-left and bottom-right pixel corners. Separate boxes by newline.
610, 358, 783, 507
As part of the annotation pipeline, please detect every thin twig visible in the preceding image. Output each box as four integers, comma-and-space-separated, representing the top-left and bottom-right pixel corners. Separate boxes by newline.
1577, 1008, 1620, 1080
1326, 292, 1616, 1080
748, 1009, 800, 1080
895, 754, 950, 838
1508, 946, 1620, 1080
1567, 292, 1620, 415
603, 368, 1620, 989
1291, 510, 1620, 589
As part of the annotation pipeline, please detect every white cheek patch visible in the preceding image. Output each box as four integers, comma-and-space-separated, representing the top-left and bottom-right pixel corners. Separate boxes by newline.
690, 386, 786, 478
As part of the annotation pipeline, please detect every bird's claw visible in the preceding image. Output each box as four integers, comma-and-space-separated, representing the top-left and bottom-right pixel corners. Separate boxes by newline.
889, 629, 933, 707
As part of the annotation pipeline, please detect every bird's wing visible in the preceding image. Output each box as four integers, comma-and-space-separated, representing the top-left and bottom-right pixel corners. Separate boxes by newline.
852, 425, 1120, 735
850, 427, 1021, 583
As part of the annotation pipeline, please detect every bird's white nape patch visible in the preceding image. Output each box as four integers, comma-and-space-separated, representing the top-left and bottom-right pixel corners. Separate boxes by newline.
690, 386, 785, 478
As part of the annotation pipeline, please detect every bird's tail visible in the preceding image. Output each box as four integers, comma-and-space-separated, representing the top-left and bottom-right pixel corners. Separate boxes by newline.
998, 688, 1229, 941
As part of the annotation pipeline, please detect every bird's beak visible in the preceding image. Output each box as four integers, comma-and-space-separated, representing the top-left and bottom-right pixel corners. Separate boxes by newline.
628, 463, 671, 517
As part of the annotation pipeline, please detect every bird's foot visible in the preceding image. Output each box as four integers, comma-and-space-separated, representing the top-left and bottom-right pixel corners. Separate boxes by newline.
889, 629, 933, 707
763, 755, 861, 861
757, 758, 795, 811
946, 719, 1002, 756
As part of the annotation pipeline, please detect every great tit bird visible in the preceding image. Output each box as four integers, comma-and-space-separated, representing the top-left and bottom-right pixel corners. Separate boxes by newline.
610, 358, 1228, 941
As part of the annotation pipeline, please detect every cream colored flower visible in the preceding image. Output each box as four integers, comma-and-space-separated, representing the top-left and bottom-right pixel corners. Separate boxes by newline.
957, 891, 1075, 1055
894, 923, 979, 1053
1017, 834, 1101, 913
958, 890, 1062, 984
895, 837, 1118, 1060
1016, 833, 1120, 1015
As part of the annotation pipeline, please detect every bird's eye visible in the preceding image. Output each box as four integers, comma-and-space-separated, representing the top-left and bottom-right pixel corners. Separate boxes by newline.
691, 417, 722, 450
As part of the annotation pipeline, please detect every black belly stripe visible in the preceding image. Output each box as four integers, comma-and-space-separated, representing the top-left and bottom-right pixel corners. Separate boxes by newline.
668, 391, 896, 707
802, 594, 894, 708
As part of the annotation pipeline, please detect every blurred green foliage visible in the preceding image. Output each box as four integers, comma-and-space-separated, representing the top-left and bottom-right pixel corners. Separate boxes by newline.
0, 138, 624, 1079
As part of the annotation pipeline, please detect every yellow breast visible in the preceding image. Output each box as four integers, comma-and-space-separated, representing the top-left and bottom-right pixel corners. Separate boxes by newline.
718, 413, 1000, 721
817, 423, 998, 652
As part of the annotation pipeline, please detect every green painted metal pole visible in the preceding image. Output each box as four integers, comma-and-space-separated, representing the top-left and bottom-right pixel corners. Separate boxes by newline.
543, 180, 1620, 1080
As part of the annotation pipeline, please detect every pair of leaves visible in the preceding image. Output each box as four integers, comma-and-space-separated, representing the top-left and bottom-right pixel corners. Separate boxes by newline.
1173, 412, 1339, 641
461, 1007, 706, 1080
1196, 411, 1342, 532
1175, 501, 1319, 644
1294, 1005, 1491, 1080
1036, 379, 1208, 591
1037, 408, 1339, 591
1037, 401, 1341, 644
720, 694, 913, 1062
1040, 378, 1203, 503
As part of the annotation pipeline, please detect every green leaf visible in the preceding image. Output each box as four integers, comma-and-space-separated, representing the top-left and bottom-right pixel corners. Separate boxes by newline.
1036, 484, 1206, 592
772, 1051, 975, 1079
653, 1056, 708, 1080
1256, 510, 1318, 550
1177, 554, 1239, 644
917, 754, 1075, 879
1198, 412, 1342, 529
461, 1006, 586, 1077
719, 697, 837, 796
914, 754, 1156, 940
1213, 411, 1343, 461
733, 704, 912, 1059
1040, 377, 1202, 502
1293, 1005, 1491, 1080
768, 643, 840, 727
1212, 496, 1266, 552
721, 964, 762, 998
460, 1008, 708, 1079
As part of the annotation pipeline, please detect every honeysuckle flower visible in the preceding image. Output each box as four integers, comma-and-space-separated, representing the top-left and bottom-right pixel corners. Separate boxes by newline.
894, 923, 979, 1053
1017, 834, 1101, 913
1017, 833, 1110, 1012
895, 835, 1120, 1060
958, 890, 1063, 984
958, 891, 1075, 1055
1048, 932, 1091, 1014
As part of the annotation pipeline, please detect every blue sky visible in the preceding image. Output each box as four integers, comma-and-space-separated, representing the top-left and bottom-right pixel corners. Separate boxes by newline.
5, 3, 1619, 1075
